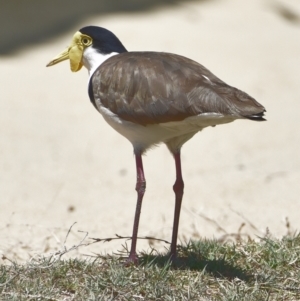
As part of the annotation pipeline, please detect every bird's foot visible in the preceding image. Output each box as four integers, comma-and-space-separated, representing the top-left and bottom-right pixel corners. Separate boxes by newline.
169, 252, 177, 264
124, 253, 139, 266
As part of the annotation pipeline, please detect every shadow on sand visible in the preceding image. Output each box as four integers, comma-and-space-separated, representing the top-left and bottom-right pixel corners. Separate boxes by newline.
0, 0, 211, 54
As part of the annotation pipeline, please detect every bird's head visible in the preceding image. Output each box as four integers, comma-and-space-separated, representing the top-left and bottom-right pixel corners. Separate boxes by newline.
46, 26, 127, 73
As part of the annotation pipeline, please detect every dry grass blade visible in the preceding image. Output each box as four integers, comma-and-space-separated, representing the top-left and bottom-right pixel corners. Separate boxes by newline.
1, 233, 300, 300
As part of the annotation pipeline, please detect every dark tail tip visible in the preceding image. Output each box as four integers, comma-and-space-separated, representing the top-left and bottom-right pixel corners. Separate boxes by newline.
245, 110, 267, 121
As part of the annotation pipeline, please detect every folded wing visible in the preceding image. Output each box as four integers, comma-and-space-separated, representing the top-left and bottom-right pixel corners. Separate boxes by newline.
90, 52, 266, 125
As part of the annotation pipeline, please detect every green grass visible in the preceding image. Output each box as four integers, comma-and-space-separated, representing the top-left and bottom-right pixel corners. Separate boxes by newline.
1, 234, 300, 300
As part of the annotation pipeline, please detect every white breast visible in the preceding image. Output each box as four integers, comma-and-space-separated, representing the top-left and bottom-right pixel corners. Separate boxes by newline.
82, 47, 118, 79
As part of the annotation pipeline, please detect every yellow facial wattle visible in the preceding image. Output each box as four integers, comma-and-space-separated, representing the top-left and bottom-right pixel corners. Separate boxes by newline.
46, 31, 92, 72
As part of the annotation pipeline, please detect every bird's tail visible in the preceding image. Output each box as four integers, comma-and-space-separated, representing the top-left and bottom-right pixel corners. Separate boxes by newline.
244, 110, 266, 121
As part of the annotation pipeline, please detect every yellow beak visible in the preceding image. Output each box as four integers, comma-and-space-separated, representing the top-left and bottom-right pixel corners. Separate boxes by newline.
46, 31, 84, 72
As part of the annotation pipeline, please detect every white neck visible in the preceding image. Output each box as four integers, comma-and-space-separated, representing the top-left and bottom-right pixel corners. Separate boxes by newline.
82, 47, 118, 78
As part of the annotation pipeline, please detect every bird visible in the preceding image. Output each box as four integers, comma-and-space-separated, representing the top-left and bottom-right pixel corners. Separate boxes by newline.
47, 26, 266, 264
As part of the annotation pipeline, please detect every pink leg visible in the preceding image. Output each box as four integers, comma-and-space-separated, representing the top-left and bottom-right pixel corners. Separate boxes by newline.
128, 151, 146, 264
170, 150, 184, 260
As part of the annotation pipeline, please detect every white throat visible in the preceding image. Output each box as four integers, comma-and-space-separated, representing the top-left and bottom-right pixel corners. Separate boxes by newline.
82, 47, 118, 78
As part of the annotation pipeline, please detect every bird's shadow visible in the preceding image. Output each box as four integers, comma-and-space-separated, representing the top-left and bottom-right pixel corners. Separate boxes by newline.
141, 255, 251, 281
138, 243, 253, 282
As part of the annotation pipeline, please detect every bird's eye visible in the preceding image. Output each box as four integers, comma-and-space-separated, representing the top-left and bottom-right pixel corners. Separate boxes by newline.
82, 38, 90, 45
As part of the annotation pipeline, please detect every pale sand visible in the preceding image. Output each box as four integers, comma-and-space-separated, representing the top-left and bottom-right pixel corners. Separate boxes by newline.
1, 0, 300, 263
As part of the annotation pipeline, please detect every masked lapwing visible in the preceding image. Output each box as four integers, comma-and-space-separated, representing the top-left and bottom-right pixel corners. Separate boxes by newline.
47, 26, 266, 264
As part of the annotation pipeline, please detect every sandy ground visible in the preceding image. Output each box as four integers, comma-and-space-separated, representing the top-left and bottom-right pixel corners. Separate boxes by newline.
1, 0, 300, 263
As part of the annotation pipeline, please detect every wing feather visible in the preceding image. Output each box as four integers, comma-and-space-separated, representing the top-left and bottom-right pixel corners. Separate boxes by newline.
90, 52, 265, 125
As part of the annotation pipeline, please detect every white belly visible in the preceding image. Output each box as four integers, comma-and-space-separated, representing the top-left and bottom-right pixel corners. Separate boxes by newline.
97, 106, 237, 152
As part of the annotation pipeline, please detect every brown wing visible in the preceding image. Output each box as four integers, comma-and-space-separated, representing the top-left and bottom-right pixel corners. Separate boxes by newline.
90, 52, 265, 125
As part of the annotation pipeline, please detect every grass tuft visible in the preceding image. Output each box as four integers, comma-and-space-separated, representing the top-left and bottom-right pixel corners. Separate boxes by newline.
1, 234, 300, 300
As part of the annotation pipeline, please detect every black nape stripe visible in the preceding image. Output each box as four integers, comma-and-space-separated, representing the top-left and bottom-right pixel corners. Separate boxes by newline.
88, 75, 97, 110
